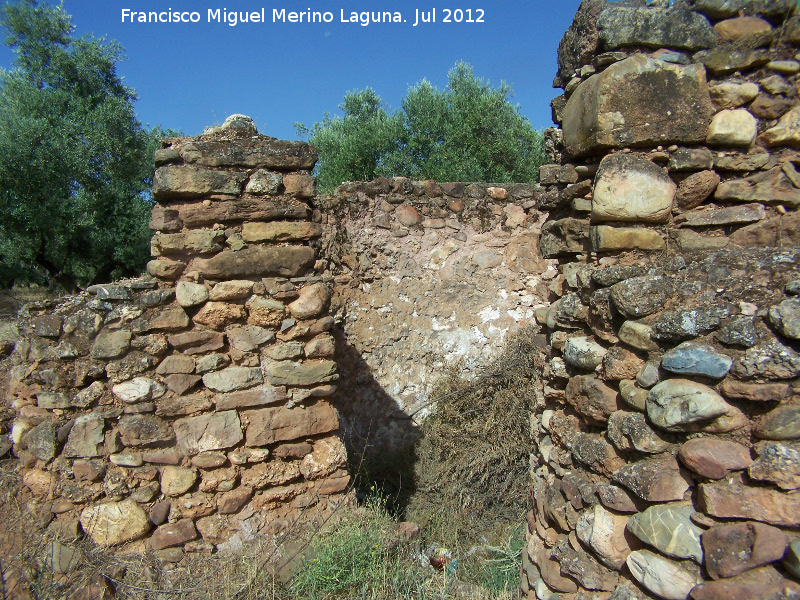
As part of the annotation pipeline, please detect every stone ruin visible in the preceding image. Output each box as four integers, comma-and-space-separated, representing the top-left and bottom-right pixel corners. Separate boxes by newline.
527, 1, 800, 599
1, 1, 800, 598
3, 115, 349, 555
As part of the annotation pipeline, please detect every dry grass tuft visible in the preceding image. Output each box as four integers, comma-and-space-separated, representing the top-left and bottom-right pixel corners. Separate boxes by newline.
407, 325, 543, 551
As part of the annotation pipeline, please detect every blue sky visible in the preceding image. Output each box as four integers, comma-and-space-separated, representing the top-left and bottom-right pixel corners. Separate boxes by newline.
0, 1, 583, 141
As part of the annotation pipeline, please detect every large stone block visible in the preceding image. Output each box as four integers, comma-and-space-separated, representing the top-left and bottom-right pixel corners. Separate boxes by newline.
263, 360, 337, 386
241, 221, 322, 242
176, 198, 310, 227
191, 246, 315, 278
563, 55, 713, 158
245, 401, 339, 446
597, 5, 716, 51
174, 410, 244, 456
592, 154, 675, 223
554, 0, 605, 88
540, 218, 590, 257
152, 165, 247, 200
178, 136, 317, 169
591, 226, 665, 251
151, 230, 225, 256
80, 500, 150, 546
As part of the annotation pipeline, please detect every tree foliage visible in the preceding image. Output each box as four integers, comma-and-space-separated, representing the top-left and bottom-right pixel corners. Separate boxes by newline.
297, 62, 547, 193
0, 0, 160, 290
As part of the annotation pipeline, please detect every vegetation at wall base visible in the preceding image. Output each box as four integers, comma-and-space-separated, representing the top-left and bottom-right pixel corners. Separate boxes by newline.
296, 62, 548, 194
0, 0, 173, 291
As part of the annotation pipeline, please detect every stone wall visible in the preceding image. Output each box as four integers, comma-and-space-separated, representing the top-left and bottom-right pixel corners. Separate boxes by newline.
526, 1, 800, 599
317, 180, 553, 459
2, 116, 349, 557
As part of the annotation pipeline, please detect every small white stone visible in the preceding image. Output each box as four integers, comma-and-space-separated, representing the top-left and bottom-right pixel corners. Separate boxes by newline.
707, 109, 757, 148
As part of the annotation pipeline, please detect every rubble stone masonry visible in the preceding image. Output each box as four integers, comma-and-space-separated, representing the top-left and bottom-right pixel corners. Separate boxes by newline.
2, 2, 800, 596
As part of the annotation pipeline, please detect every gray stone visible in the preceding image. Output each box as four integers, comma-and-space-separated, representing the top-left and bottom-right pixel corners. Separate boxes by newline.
597, 6, 716, 51
226, 325, 274, 352
563, 55, 714, 158
141, 289, 175, 307
178, 134, 316, 169
89, 284, 132, 301
591, 265, 646, 287
733, 339, 800, 380
551, 538, 619, 591
660, 342, 733, 378
540, 218, 590, 257
36, 392, 71, 409
592, 154, 675, 223
245, 169, 282, 195
636, 361, 661, 389
769, 298, 800, 340
694, 46, 770, 77
626, 550, 700, 600
91, 330, 132, 360
63, 414, 105, 458
175, 281, 209, 307
194, 353, 230, 374
191, 246, 315, 279
173, 410, 243, 456
627, 504, 703, 562
647, 379, 733, 431
112, 377, 167, 404
749, 440, 800, 490
554, 0, 605, 88
607, 411, 672, 454
25, 421, 59, 461
786, 278, 800, 295
155, 355, 195, 375
202, 366, 263, 393
548, 293, 589, 329
264, 360, 337, 386
716, 316, 758, 347
675, 204, 765, 228
612, 457, 691, 502
564, 336, 607, 370
755, 405, 800, 441
263, 341, 304, 361
118, 415, 174, 447
690, 0, 797, 22
651, 307, 727, 342
34, 314, 63, 337
785, 540, 800, 579
152, 165, 247, 200
669, 147, 714, 171
610, 276, 671, 319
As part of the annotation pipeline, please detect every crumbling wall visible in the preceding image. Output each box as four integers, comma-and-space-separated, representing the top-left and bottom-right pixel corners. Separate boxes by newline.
2, 116, 349, 557
317, 180, 554, 459
526, 1, 800, 599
